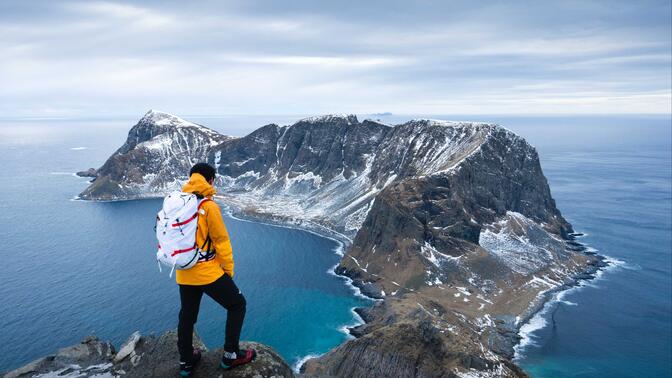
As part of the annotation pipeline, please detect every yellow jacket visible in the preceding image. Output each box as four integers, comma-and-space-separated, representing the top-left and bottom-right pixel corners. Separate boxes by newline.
175, 173, 234, 285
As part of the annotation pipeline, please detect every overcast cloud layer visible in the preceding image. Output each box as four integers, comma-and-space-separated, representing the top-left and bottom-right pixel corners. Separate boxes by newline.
1, 0, 670, 118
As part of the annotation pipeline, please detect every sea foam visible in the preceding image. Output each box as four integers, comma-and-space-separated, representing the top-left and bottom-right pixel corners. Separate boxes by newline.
514, 238, 631, 359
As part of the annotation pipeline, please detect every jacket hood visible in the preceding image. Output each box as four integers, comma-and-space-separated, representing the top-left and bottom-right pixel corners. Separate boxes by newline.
182, 173, 216, 197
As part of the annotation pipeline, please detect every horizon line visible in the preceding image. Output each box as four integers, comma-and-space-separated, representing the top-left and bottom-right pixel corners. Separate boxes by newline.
1, 112, 671, 122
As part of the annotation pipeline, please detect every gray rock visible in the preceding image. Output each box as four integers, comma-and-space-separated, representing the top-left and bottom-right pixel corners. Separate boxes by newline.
3, 331, 293, 378
122, 330, 293, 378
488, 316, 521, 359
76, 168, 97, 178
113, 331, 141, 363
3, 336, 115, 378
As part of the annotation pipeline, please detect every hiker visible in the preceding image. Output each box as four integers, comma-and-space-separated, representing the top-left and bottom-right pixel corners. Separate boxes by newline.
175, 163, 256, 376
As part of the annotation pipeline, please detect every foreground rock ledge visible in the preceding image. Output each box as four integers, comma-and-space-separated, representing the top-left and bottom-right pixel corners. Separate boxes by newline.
3, 330, 293, 378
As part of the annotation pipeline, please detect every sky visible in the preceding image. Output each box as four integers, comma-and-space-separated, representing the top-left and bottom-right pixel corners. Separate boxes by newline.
0, 0, 670, 118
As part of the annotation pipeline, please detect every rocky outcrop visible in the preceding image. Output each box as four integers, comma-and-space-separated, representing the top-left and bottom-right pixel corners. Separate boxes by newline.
2, 330, 293, 378
2, 336, 115, 378
76, 168, 97, 178
77, 111, 603, 377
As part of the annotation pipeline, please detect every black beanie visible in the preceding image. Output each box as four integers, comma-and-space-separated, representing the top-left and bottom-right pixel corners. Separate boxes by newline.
189, 162, 216, 182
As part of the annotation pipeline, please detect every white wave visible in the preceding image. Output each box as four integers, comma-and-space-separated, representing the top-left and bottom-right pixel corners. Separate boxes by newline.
513, 283, 587, 358
69, 146, 88, 150
514, 310, 548, 357
333, 242, 345, 257
326, 263, 378, 301
591, 255, 632, 282
555, 290, 577, 306
515, 283, 586, 358
603, 256, 631, 270
337, 306, 366, 339
338, 324, 350, 335
292, 353, 322, 373
514, 253, 629, 359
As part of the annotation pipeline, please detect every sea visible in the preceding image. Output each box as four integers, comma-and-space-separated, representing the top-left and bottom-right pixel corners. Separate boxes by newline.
0, 114, 669, 377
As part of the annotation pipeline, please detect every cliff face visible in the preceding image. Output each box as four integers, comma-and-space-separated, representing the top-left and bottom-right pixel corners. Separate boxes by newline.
337, 125, 576, 293
3, 330, 293, 378
78, 111, 602, 377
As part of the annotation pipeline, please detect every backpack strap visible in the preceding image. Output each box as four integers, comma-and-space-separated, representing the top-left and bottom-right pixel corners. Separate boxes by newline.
200, 235, 212, 252
196, 198, 215, 260
198, 198, 212, 209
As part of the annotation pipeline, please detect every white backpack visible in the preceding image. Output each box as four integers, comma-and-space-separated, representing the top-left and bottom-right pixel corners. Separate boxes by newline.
155, 191, 213, 276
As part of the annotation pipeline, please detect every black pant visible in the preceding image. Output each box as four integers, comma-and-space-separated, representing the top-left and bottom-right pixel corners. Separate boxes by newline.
177, 273, 246, 362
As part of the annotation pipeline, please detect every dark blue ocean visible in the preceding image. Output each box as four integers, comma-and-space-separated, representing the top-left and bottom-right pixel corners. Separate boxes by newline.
0, 115, 670, 377
502, 117, 672, 378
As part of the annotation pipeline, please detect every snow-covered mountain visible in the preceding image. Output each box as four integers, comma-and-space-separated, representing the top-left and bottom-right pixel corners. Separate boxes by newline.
81, 112, 565, 238
79, 111, 603, 377
79, 110, 230, 200
208, 116, 507, 236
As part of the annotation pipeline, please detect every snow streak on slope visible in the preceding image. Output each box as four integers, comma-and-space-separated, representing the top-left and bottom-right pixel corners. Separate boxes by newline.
479, 212, 568, 275
140, 109, 223, 140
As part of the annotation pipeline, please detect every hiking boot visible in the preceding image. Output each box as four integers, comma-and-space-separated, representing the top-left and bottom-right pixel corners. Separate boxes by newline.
179, 348, 202, 377
220, 348, 256, 369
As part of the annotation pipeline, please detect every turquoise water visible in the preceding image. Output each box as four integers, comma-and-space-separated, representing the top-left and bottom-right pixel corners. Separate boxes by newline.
0, 115, 670, 377
0, 120, 370, 372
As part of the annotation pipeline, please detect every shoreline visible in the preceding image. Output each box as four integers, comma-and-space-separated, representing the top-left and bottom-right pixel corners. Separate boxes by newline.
511, 236, 610, 361
513, 253, 623, 362
215, 197, 354, 246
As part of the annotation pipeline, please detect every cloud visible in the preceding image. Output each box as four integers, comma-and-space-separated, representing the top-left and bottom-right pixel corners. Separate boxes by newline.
67, 1, 173, 26
216, 54, 414, 67
0, 0, 670, 117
